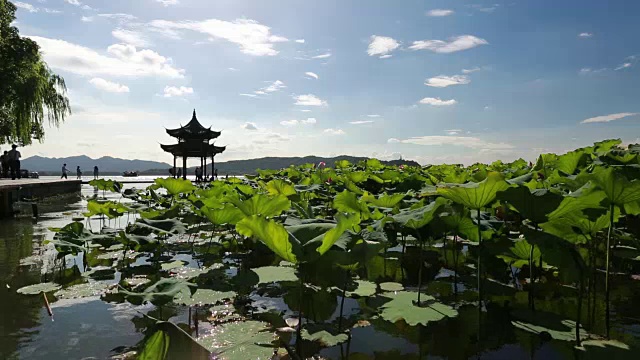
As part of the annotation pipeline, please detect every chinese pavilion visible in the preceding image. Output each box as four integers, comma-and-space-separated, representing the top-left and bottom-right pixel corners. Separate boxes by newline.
160, 110, 226, 179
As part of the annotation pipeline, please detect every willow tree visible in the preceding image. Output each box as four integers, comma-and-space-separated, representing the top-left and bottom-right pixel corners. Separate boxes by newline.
0, 0, 70, 145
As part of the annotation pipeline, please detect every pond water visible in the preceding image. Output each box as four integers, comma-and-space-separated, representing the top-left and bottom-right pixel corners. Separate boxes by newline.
1, 180, 639, 360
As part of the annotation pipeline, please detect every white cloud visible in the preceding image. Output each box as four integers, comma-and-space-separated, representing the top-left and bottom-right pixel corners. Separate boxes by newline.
578, 32, 593, 38
399, 135, 513, 150
163, 86, 193, 97
98, 13, 138, 22
425, 75, 470, 87
28, 37, 184, 78
239, 93, 257, 97
300, 109, 311, 112
350, 120, 374, 125
228, 67, 239, 71
305, 72, 319, 79
387, 138, 400, 143
81, 16, 93, 22
89, 78, 130, 93
149, 18, 288, 56
444, 129, 462, 135
324, 128, 345, 135
156, 0, 179, 6
280, 118, 316, 126
294, 94, 327, 106
295, 39, 305, 43
65, 0, 91, 10
462, 67, 481, 74
261, 80, 285, 93
427, 9, 454, 17
418, 97, 457, 106
367, 35, 400, 57
379, 54, 392, 59
15, 2, 38, 12
367, 114, 380, 118
580, 112, 638, 124
242, 122, 258, 130
312, 53, 331, 59
409, 35, 488, 53
112, 29, 150, 47
615, 62, 632, 70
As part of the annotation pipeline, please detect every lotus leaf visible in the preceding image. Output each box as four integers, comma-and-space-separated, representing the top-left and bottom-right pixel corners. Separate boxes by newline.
16, 282, 61, 295
498, 186, 563, 224
379, 291, 457, 326
265, 179, 297, 197
173, 288, 235, 306
590, 166, 640, 206
301, 326, 349, 347
251, 266, 298, 284
228, 194, 291, 218
135, 218, 187, 235
54, 281, 114, 299
154, 177, 196, 195
437, 172, 509, 210
196, 320, 277, 360
392, 197, 447, 230
120, 278, 196, 306
138, 321, 211, 360
201, 204, 245, 225
161, 260, 187, 271
379, 282, 403, 292
345, 280, 377, 297
236, 215, 299, 263
333, 190, 371, 219
511, 309, 588, 342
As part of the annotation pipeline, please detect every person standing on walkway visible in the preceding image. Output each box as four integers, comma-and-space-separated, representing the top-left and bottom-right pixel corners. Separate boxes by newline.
7, 144, 21, 180
93, 166, 99, 179
61, 163, 69, 179
76, 166, 82, 179
0, 150, 8, 178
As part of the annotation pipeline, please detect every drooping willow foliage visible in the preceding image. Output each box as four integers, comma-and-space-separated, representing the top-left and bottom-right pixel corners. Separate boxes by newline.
0, 0, 71, 145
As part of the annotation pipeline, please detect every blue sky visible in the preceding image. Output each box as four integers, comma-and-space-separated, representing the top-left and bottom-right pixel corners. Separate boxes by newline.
10, 0, 640, 165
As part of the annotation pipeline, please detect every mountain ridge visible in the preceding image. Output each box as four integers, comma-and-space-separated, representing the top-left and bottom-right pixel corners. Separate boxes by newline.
21, 155, 420, 176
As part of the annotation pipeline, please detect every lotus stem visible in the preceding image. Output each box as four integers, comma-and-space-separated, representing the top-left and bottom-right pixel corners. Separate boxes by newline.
338, 270, 350, 331
576, 271, 584, 346
605, 203, 614, 339
453, 234, 459, 296
477, 207, 483, 345
529, 243, 535, 312
416, 230, 424, 306
43, 293, 53, 319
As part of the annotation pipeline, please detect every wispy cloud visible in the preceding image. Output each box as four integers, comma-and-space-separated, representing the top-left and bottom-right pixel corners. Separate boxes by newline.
15, 2, 61, 14
427, 9, 454, 17
425, 75, 470, 88
163, 86, 193, 97
462, 67, 482, 74
400, 135, 513, 150
469, 4, 499, 13
349, 120, 374, 125
149, 18, 289, 56
367, 35, 400, 58
28, 36, 184, 78
262, 80, 286, 93
242, 122, 258, 130
387, 138, 400, 143
580, 112, 638, 124
293, 94, 327, 106
578, 32, 593, 38
312, 53, 332, 59
65, 0, 91, 10
615, 62, 632, 70
367, 114, 381, 118
239, 93, 257, 98
410, 35, 488, 53
295, 39, 305, 43
419, 97, 457, 106
112, 29, 151, 47
89, 78, 130, 93
280, 118, 316, 126
305, 72, 319, 80
324, 128, 345, 135
156, 0, 179, 6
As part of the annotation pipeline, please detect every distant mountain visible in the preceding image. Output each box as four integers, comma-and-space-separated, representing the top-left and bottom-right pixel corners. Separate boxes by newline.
22, 154, 421, 176
21, 155, 171, 175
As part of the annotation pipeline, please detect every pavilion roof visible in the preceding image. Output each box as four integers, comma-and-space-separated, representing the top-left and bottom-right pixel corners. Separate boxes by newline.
160, 142, 226, 157
166, 110, 221, 140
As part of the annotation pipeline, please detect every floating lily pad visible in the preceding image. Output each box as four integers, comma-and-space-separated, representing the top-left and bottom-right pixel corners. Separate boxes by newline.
97, 250, 140, 260
54, 281, 114, 299
345, 280, 376, 298
379, 282, 404, 292
174, 289, 235, 306
208, 304, 243, 323
197, 320, 277, 360
82, 267, 116, 280
171, 264, 224, 280
161, 260, 187, 271
16, 282, 61, 295
379, 291, 458, 326
511, 309, 588, 342
122, 276, 150, 288
575, 339, 634, 359
301, 327, 349, 347
252, 266, 298, 284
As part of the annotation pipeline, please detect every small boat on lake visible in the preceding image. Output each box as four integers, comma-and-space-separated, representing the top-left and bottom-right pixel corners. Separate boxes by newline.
123, 171, 138, 177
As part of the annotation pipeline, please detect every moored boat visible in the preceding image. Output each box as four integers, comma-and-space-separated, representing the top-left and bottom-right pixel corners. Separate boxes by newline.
123, 171, 138, 177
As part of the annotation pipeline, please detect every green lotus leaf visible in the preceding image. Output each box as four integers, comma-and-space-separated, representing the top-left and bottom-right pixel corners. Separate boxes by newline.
265, 179, 297, 197
362, 192, 406, 208
236, 215, 299, 263
154, 177, 196, 195
139, 206, 180, 220
173, 288, 235, 306
120, 278, 196, 306
345, 280, 376, 297
498, 186, 564, 224
54, 281, 114, 299
335, 159, 352, 169
511, 309, 588, 342
88, 179, 122, 193
556, 149, 586, 175
138, 328, 170, 360
497, 239, 541, 268
316, 213, 360, 255
196, 320, 277, 360
251, 266, 298, 284
379, 282, 404, 292
138, 321, 211, 360
84, 200, 129, 219
301, 326, 349, 347
134, 218, 187, 235
333, 190, 371, 219
228, 194, 291, 218
437, 172, 510, 210
379, 291, 458, 326
161, 260, 187, 271
547, 183, 607, 220
575, 339, 634, 359
392, 197, 447, 230
522, 227, 586, 282
541, 207, 618, 244
16, 282, 61, 295
201, 204, 245, 225
440, 206, 494, 243
589, 166, 640, 206
171, 264, 224, 280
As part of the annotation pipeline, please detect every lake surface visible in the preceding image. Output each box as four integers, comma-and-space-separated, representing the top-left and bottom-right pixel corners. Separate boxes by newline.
1, 179, 639, 359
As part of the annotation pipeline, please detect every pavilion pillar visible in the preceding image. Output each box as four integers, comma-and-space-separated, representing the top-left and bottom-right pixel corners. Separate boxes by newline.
182, 156, 187, 180
212, 155, 215, 179
200, 157, 204, 181
173, 156, 177, 178
204, 157, 207, 178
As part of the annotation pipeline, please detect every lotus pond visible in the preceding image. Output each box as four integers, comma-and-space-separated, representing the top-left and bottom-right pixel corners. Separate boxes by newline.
3, 139, 640, 359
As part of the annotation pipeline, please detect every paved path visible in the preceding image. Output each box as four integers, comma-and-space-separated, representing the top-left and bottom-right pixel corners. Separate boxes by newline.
0, 178, 81, 190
